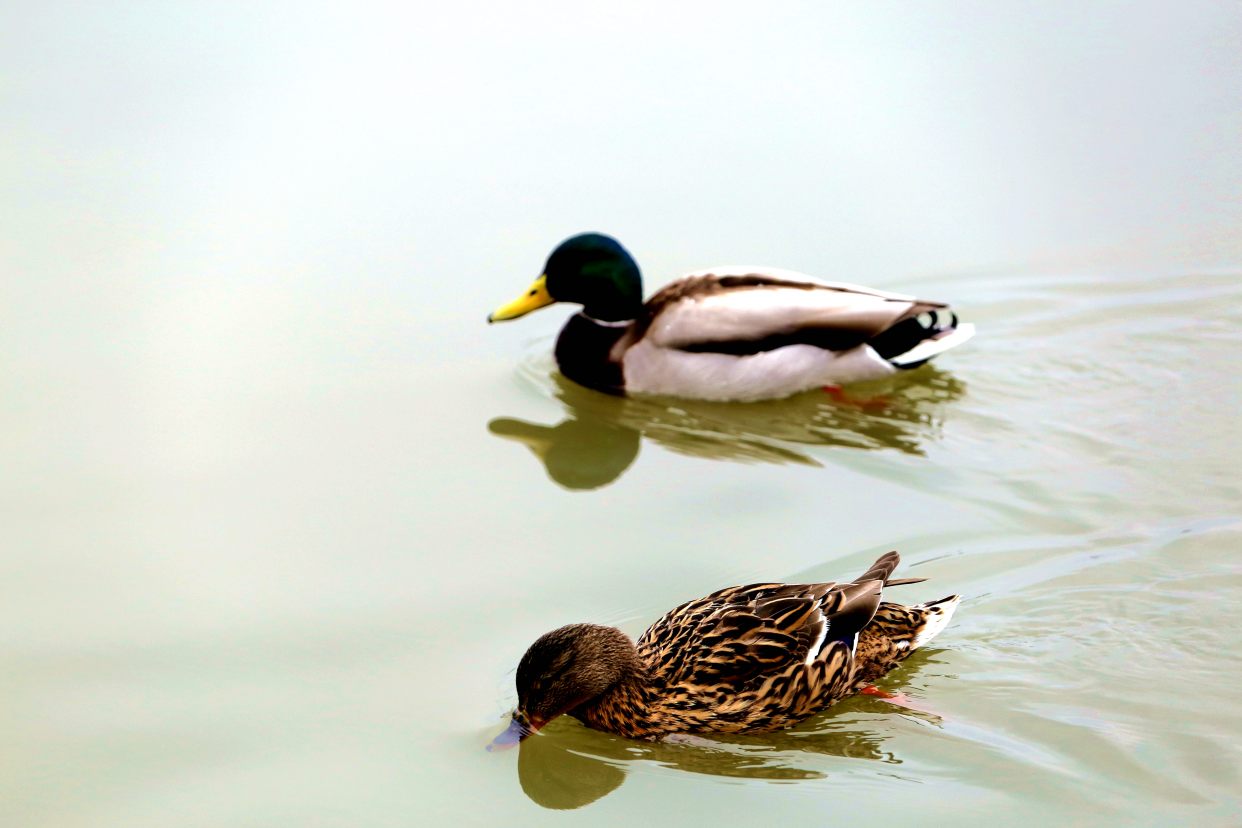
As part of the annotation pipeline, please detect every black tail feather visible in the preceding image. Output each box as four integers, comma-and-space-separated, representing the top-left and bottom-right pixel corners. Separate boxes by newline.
868, 309, 957, 361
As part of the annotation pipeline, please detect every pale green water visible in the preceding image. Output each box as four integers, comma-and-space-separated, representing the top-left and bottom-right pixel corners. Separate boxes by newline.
4, 3, 1242, 826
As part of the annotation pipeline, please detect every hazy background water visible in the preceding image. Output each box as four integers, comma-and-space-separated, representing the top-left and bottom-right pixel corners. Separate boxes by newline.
4, 2, 1242, 825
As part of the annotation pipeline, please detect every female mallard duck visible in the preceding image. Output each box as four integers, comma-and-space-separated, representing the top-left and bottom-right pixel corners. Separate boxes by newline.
493, 552, 959, 744
488, 233, 974, 402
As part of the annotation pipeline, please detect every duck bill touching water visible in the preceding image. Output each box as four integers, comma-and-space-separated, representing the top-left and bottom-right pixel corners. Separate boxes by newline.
488, 234, 974, 403
491, 552, 959, 746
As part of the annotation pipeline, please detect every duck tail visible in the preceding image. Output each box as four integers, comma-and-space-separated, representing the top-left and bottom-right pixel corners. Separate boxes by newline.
908, 595, 961, 649
857, 551, 928, 588
858, 553, 959, 649
854, 593, 961, 684
869, 308, 975, 369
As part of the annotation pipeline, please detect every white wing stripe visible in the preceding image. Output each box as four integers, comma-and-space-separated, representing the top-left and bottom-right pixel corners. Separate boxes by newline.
805, 617, 829, 665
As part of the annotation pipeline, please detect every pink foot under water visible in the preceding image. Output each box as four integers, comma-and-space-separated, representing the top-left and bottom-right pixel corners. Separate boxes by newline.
859, 685, 941, 716
822, 385, 891, 411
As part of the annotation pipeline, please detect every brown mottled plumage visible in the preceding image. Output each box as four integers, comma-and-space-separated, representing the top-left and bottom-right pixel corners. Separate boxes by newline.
500, 552, 960, 743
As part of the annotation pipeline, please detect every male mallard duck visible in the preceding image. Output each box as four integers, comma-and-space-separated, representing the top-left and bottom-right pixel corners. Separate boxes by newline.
488, 233, 974, 402
493, 551, 959, 744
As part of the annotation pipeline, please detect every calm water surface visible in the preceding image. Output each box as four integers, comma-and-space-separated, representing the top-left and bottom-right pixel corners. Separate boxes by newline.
4, 3, 1242, 826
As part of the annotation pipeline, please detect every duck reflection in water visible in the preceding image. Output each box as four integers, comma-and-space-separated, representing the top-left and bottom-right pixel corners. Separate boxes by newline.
488, 369, 966, 490
488, 411, 640, 491
504, 660, 944, 811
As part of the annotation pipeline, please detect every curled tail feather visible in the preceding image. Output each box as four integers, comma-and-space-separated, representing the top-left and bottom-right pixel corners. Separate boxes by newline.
856, 551, 928, 588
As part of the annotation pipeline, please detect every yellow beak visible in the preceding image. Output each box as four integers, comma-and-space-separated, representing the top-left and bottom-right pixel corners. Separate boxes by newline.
488, 275, 555, 323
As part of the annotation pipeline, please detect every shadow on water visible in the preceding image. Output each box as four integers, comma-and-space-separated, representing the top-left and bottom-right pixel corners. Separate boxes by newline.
506, 660, 943, 810
488, 369, 966, 490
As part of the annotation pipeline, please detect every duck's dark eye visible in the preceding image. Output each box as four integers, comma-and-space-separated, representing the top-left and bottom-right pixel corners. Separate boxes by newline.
529, 290, 537, 296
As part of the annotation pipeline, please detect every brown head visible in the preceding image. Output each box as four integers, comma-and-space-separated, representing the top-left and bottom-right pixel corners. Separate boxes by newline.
491, 623, 639, 749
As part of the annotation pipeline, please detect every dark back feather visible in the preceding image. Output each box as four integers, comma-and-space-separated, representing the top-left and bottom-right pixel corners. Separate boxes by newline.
636, 575, 885, 690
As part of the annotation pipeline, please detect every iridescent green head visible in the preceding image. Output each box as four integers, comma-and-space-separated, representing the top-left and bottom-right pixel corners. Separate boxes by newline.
488, 233, 644, 324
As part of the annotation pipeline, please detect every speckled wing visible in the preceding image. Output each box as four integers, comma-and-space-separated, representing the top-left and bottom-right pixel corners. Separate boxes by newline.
635, 579, 886, 689
639, 270, 946, 355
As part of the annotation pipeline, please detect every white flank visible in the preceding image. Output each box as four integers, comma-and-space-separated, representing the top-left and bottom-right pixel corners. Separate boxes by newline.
911, 596, 962, 649
648, 285, 919, 350
616, 267, 969, 401
623, 340, 897, 402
